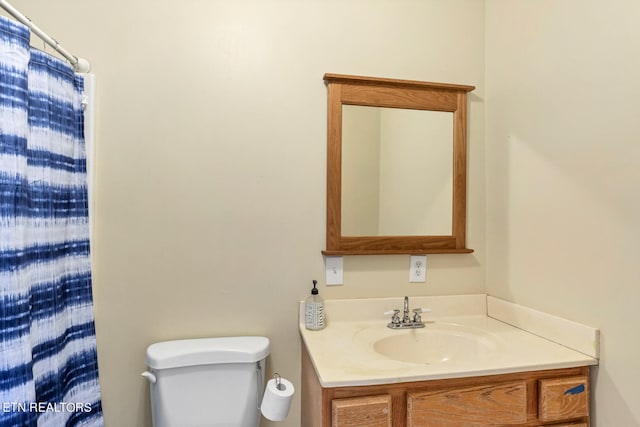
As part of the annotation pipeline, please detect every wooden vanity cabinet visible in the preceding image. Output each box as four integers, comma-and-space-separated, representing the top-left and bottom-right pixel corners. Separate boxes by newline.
302, 346, 590, 427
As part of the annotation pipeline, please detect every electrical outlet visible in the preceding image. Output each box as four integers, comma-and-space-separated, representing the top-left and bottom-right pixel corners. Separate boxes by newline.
409, 255, 426, 282
325, 256, 343, 285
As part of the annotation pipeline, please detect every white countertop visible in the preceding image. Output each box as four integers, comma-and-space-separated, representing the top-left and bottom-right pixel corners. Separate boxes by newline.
299, 295, 598, 388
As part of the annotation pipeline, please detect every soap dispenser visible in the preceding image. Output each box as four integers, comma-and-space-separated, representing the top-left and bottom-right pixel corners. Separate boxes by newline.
304, 280, 325, 330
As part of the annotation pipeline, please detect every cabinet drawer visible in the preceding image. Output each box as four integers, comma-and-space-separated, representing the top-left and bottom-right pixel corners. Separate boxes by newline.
332, 394, 391, 427
407, 381, 527, 426
538, 376, 589, 422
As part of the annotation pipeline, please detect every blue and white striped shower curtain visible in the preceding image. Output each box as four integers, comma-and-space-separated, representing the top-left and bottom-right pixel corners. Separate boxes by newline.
0, 15, 103, 427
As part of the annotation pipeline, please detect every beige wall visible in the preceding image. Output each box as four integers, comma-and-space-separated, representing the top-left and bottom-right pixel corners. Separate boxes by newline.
3, 1, 486, 426
485, 1, 640, 425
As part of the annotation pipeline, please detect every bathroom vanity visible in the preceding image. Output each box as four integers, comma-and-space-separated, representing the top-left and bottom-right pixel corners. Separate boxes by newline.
299, 295, 598, 427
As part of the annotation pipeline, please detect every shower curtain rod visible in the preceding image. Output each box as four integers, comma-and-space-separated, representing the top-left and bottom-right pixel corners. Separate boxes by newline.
0, 0, 90, 72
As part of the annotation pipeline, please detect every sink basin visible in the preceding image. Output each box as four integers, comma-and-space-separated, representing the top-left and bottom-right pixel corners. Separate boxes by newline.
355, 322, 499, 365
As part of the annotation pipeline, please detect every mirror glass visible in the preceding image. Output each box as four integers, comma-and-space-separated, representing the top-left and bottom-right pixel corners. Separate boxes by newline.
341, 105, 453, 236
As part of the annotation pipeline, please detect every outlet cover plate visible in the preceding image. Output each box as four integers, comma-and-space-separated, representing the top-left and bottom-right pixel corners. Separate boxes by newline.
409, 255, 426, 282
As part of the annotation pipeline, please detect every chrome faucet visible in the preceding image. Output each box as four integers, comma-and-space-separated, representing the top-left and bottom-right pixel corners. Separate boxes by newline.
385, 296, 431, 329
402, 296, 411, 324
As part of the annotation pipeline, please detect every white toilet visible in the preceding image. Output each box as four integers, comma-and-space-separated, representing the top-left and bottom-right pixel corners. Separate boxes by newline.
142, 336, 270, 427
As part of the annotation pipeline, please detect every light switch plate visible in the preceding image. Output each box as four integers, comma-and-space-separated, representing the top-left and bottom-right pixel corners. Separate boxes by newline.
325, 256, 344, 285
409, 255, 427, 282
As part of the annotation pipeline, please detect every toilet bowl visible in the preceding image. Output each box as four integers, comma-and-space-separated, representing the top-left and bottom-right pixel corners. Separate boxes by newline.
142, 336, 270, 427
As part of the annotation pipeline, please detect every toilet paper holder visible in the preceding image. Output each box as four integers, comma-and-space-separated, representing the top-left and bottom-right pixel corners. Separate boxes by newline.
256, 368, 289, 409
259, 371, 295, 421
273, 373, 285, 391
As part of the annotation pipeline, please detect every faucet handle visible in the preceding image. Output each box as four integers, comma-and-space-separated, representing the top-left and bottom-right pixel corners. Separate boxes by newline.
384, 309, 401, 324
412, 308, 432, 323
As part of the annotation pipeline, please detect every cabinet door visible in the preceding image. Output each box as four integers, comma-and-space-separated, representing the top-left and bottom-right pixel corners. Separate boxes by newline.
407, 381, 527, 427
538, 376, 589, 423
332, 394, 391, 427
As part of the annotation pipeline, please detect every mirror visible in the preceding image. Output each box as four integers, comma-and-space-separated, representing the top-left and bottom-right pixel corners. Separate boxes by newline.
323, 73, 474, 255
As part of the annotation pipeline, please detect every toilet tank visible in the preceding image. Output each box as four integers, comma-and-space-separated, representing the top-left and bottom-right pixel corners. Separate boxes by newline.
144, 336, 270, 427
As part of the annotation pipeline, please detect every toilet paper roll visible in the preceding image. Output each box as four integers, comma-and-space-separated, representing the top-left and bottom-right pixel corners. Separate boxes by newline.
260, 377, 295, 421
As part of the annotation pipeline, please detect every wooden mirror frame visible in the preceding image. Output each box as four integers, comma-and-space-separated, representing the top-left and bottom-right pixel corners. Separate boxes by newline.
322, 73, 475, 255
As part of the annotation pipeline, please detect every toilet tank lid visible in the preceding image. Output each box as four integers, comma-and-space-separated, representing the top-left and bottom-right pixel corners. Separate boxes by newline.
145, 336, 270, 369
